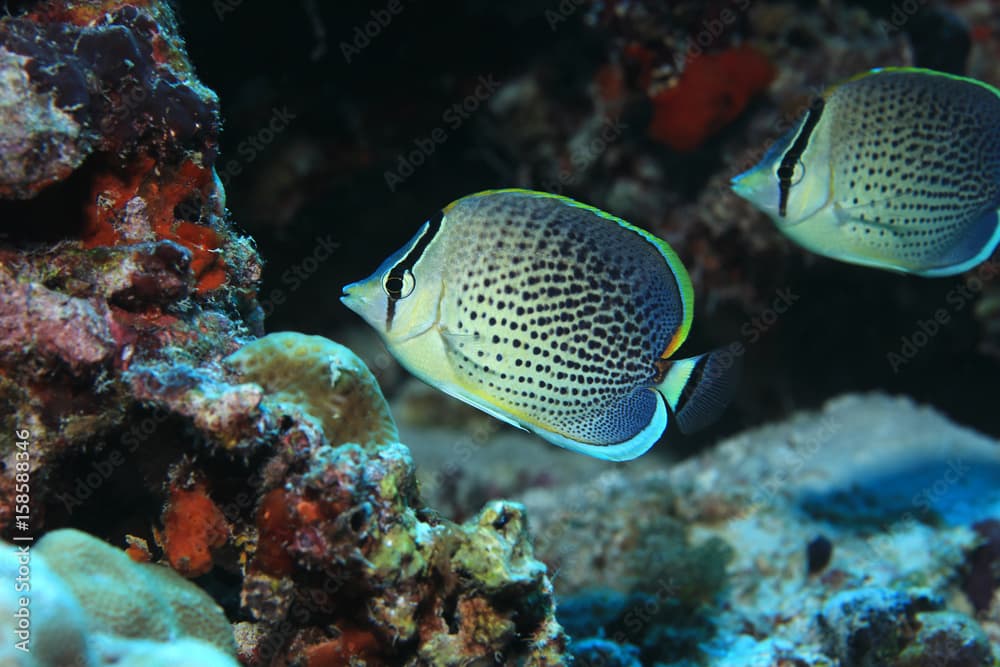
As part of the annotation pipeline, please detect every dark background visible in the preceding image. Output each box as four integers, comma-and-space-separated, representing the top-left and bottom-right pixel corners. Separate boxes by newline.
172, 0, 1000, 448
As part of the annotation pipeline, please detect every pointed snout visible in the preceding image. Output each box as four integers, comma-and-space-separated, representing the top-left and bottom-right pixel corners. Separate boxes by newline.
341, 282, 360, 309
730, 174, 752, 200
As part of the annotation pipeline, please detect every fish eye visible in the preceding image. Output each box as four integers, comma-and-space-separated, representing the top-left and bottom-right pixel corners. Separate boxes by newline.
776, 160, 806, 186
383, 269, 415, 299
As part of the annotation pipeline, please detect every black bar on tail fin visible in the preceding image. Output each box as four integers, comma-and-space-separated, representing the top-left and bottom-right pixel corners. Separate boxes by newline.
673, 348, 742, 435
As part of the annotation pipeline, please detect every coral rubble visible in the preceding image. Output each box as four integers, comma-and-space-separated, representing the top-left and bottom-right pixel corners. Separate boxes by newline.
406, 394, 1000, 665
506, 394, 1000, 666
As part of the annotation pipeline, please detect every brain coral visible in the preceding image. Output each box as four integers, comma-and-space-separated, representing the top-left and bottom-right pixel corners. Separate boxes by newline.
0, 529, 237, 667
225, 331, 399, 448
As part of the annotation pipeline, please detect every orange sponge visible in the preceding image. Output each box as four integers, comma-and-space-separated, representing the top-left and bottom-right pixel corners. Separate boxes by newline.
649, 45, 775, 152
161, 482, 229, 577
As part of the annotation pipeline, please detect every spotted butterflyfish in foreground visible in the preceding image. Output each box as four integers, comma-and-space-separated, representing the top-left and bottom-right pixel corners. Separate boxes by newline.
341, 189, 739, 461
732, 67, 1000, 277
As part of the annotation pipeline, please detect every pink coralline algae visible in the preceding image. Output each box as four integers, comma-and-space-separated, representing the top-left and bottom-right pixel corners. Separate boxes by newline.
0, 0, 262, 473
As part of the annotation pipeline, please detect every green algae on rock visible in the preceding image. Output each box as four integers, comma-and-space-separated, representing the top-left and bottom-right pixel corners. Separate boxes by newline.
243, 430, 567, 664
450, 501, 547, 593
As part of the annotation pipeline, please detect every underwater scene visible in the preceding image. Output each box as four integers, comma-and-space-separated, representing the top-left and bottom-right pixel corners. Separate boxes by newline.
2, 0, 1000, 665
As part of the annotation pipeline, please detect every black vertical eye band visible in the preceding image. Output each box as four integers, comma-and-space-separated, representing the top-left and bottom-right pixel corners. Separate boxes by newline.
778, 96, 825, 217
384, 275, 406, 300
385, 209, 445, 330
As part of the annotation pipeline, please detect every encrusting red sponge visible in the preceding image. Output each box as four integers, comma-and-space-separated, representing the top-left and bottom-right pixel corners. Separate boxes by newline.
649, 45, 775, 152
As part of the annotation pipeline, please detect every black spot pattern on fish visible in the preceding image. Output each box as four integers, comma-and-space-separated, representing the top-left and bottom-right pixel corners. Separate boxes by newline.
440, 192, 686, 446
830, 71, 1000, 262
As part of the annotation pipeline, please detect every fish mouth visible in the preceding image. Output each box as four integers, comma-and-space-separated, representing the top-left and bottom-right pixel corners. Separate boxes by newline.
730, 173, 753, 199
730, 164, 768, 195
340, 282, 361, 307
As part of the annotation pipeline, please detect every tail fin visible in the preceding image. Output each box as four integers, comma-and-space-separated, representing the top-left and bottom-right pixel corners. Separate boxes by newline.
656, 348, 741, 434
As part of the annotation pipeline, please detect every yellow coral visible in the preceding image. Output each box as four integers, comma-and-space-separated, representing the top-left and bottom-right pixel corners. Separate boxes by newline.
225, 332, 398, 448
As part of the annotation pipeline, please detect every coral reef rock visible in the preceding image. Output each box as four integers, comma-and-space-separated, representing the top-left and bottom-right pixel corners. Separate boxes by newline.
0, 0, 262, 532
502, 393, 1000, 666
12, 1, 1000, 666
0, 1, 567, 662
229, 334, 569, 663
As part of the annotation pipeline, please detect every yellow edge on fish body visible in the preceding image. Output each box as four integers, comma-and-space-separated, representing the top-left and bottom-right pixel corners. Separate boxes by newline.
408, 342, 669, 461
831, 66, 1000, 98
447, 188, 696, 359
